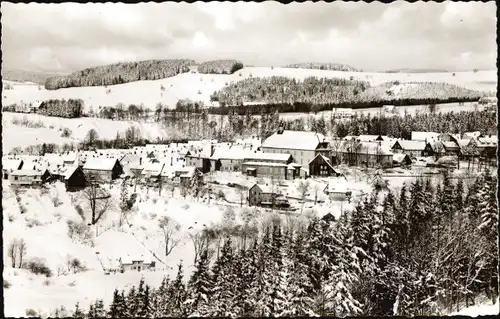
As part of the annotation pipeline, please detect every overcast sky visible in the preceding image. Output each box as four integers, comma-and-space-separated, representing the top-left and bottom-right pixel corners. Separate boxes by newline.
1, 1, 497, 73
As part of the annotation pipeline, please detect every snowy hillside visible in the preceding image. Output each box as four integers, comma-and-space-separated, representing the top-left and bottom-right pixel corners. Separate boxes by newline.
2, 67, 496, 112
1, 112, 176, 154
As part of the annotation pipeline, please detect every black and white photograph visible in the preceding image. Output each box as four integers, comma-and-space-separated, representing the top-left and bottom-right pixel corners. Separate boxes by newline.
1, 1, 498, 317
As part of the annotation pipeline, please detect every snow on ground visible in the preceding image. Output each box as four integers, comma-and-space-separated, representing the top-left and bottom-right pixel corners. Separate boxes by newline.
2, 67, 496, 112
448, 298, 499, 317
1, 112, 174, 154
2, 180, 229, 317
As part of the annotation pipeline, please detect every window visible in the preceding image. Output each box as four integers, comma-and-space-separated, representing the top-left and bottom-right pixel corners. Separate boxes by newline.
301, 151, 304, 156
14, 176, 18, 181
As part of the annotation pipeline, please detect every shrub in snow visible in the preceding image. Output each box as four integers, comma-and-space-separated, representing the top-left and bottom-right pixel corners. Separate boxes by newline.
67, 220, 92, 244
3, 280, 11, 288
20, 205, 27, 214
50, 305, 69, 318
8, 214, 15, 222
68, 281, 76, 287
26, 218, 42, 228
75, 205, 85, 221
25, 309, 39, 317
152, 198, 158, 204
68, 257, 88, 274
53, 196, 63, 207
182, 203, 190, 210
61, 127, 72, 138
24, 257, 52, 277
43, 278, 52, 286
217, 190, 225, 200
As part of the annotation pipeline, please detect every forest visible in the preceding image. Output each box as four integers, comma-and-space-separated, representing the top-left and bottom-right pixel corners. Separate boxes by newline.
284, 62, 360, 72
44, 59, 194, 90
38, 99, 84, 118
209, 76, 483, 113
67, 171, 497, 317
197, 60, 244, 74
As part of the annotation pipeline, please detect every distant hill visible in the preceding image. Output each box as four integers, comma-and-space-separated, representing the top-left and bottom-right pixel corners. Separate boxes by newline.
44, 59, 195, 90
1, 67, 67, 85
384, 68, 452, 73
284, 62, 360, 72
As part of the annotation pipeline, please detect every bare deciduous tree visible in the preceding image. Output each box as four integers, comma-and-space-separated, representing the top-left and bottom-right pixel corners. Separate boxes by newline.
158, 216, 181, 258
83, 174, 111, 225
18, 238, 27, 268
298, 180, 310, 213
189, 228, 217, 264
8, 239, 19, 268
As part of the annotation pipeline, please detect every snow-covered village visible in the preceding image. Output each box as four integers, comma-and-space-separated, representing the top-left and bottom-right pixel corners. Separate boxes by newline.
1, 2, 499, 318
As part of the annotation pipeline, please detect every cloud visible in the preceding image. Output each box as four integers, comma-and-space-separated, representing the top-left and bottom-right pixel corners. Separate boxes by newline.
1, 1, 496, 73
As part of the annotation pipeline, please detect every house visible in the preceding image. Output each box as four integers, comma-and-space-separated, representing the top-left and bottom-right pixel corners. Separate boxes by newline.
391, 140, 427, 158
119, 255, 155, 272
185, 147, 213, 174
323, 180, 353, 201
62, 166, 87, 191
173, 166, 202, 186
475, 135, 498, 159
209, 145, 251, 172
331, 108, 354, 119
2, 158, 24, 179
83, 157, 124, 182
248, 183, 285, 207
141, 162, 165, 182
242, 152, 294, 180
9, 169, 44, 186
392, 153, 412, 167
479, 96, 497, 111
339, 140, 393, 168
308, 154, 341, 177
261, 129, 329, 167
440, 141, 461, 156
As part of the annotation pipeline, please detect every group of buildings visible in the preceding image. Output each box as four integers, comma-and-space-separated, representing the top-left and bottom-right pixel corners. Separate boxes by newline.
2, 129, 497, 191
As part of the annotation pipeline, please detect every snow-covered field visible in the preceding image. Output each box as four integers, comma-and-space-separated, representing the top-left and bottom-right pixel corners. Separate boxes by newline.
2, 67, 496, 112
1, 112, 174, 154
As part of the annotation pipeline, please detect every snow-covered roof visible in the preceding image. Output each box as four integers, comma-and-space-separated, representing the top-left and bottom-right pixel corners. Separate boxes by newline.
141, 162, 164, 176
411, 131, 440, 142
2, 158, 23, 171
477, 136, 498, 146
251, 183, 276, 194
83, 157, 118, 171
463, 131, 481, 139
394, 140, 426, 151
61, 152, 78, 163
341, 141, 393, 155
244, 152, 291, 162
210, 146, 252, 160
62, 166, 79, 180
262, 130, 325, 150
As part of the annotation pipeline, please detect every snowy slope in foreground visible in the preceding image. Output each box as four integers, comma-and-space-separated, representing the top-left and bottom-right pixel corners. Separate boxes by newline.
448, 299, 499, 316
